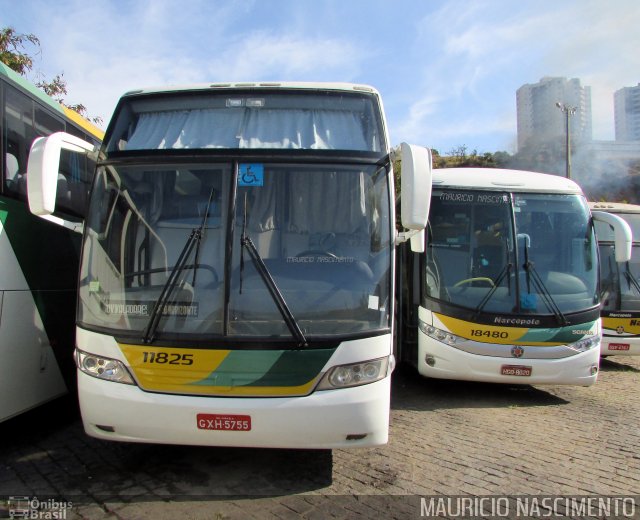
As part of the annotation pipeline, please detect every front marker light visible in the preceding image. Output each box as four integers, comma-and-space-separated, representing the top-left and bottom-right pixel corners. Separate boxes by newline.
316, 357, 389, 390
419, 320, 459, 346
567, 334, 600, 353
75, 349, 135, 385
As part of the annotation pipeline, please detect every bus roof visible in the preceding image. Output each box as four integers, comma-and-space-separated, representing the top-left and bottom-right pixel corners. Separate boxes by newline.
588, 201, 640, 214
0, 62, 104, 140
121, 81, 381, 98
0, 62, 62, 113
433, 167, 583, 194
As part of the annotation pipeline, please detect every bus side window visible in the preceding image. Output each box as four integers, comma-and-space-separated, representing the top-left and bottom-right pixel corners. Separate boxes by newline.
3, 84, 65, 200
3, 86, 36, 199
4, 152, 19, 188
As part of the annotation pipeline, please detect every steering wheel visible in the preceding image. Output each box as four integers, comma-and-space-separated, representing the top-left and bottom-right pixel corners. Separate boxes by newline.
295, 250, 338, 259
453, 277, 495, 288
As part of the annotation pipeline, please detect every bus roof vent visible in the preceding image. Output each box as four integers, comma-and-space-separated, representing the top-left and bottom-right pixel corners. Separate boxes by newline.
491, 181, 525, 187
353, 85, 374, 92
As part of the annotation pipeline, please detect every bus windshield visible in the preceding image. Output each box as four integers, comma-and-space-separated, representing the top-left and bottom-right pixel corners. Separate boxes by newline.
78, 161, 391, 342
599, 243, 640, 312
425, 190, 598, 316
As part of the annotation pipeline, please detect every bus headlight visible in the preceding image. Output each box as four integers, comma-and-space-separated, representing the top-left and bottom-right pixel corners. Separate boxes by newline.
419, 321, 459, 346
567, 335, 600, 353
75, 349, 135, 385
316, 357, 389, 390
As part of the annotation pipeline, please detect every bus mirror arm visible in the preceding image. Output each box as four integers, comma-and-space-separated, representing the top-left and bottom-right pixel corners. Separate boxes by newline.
27, 132, 95, 232
592, 211, 632, 263
395, 229, 425, 253
38, 214, 83, 233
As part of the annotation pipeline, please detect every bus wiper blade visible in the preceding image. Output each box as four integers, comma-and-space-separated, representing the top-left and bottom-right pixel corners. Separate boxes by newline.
241, 235, 308, 348
520, 234, 568, 326
623, 265, 640, 296
523, 261, 569, 326
191, 187, 215, 286
142, 187, 215, 344
240, 193, 307, 348
474, 263, 512, 319
142, 228, 200, 343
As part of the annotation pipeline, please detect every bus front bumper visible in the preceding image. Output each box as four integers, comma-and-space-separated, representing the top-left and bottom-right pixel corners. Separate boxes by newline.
418, 334, 600, 386
601, 336, 640, 356
77, 371, 390, 449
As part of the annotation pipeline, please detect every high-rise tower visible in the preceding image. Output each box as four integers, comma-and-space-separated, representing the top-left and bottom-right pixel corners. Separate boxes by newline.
516, 77, 592, 151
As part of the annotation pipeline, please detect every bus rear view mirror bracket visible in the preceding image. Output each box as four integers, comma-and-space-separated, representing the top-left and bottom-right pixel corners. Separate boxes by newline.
592, 210, 632, 263
27, 131, 96, 233
396, 142, 432, 253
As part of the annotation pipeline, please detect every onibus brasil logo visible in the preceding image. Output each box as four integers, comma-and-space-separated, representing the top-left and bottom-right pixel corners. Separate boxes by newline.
4, 496, 72, 519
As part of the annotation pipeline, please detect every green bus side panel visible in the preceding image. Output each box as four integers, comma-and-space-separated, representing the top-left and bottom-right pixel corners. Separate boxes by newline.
0, 196, 81, 381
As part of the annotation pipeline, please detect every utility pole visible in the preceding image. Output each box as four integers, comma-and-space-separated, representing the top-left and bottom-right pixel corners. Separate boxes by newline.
556, 102, 577, 179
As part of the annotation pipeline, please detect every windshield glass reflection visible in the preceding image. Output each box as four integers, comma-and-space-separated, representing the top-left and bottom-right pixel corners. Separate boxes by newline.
424, 190, 598, 316
79, 162, 391, 341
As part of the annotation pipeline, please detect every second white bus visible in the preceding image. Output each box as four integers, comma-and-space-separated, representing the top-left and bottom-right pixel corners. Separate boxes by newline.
397, 167, 631, 386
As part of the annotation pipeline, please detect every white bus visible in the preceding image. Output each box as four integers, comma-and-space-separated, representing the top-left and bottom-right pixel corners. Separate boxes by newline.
0, 63, 103, 422
397, 167, 631, 386
590, 201, 640, 356
26, 82, 431, 448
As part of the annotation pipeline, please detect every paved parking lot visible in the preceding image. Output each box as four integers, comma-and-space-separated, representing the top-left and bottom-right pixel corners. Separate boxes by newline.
1, 355, 639, 519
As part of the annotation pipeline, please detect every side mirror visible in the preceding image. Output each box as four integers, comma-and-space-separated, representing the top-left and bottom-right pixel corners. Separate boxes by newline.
27, 132, 95, 232
400, 143, 432, 232
592, 211, 632, 263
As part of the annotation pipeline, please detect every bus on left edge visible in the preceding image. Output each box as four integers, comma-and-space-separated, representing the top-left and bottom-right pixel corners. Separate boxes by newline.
0, 62, 103, 422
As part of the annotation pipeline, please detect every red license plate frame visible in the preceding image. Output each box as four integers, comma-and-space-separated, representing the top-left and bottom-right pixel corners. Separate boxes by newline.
608, 343, 630, 351
197, 413, 251, 431
501, 365, 532, 377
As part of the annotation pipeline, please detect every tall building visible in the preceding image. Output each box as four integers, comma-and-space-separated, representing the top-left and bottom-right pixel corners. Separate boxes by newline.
614, 84, 640, 141
516, 77, 592, 151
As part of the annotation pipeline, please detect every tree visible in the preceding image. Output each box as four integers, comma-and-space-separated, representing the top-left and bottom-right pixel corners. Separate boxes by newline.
433, 145, 510, 168
0, 26, 102, 124
0, 27, 40, 75
36, 73, 96, 123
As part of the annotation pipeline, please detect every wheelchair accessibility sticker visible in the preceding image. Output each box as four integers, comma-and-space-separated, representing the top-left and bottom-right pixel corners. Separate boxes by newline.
238, 164, 264, 187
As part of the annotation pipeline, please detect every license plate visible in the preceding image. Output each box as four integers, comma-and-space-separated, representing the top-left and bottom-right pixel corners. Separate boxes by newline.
501, 365, 532, 377
608, 343, 630, 351
197, 413, 251, 431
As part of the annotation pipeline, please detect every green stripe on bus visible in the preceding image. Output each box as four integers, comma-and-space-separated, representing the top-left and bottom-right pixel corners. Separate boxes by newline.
191, 348, 335, 387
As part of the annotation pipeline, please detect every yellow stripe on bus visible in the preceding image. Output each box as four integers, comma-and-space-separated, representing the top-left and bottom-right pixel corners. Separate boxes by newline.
61, 106, 105, 140
435, 314, 530, 345
119, 344, 320, 397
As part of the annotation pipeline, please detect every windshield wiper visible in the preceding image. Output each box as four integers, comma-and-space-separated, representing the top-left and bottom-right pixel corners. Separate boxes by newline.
520, 235, 568, 326
142, 188, 215, 344
474, 262, 512, 319
473, 237, 512, 317
623, 264, 640, 296
240, 193, 308, 348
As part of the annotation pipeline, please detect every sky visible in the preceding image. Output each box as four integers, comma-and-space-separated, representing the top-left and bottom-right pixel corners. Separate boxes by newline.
2, 0, 639, 155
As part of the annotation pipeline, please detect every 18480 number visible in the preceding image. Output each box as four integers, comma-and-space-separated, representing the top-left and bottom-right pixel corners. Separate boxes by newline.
470, 329, 509, 339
